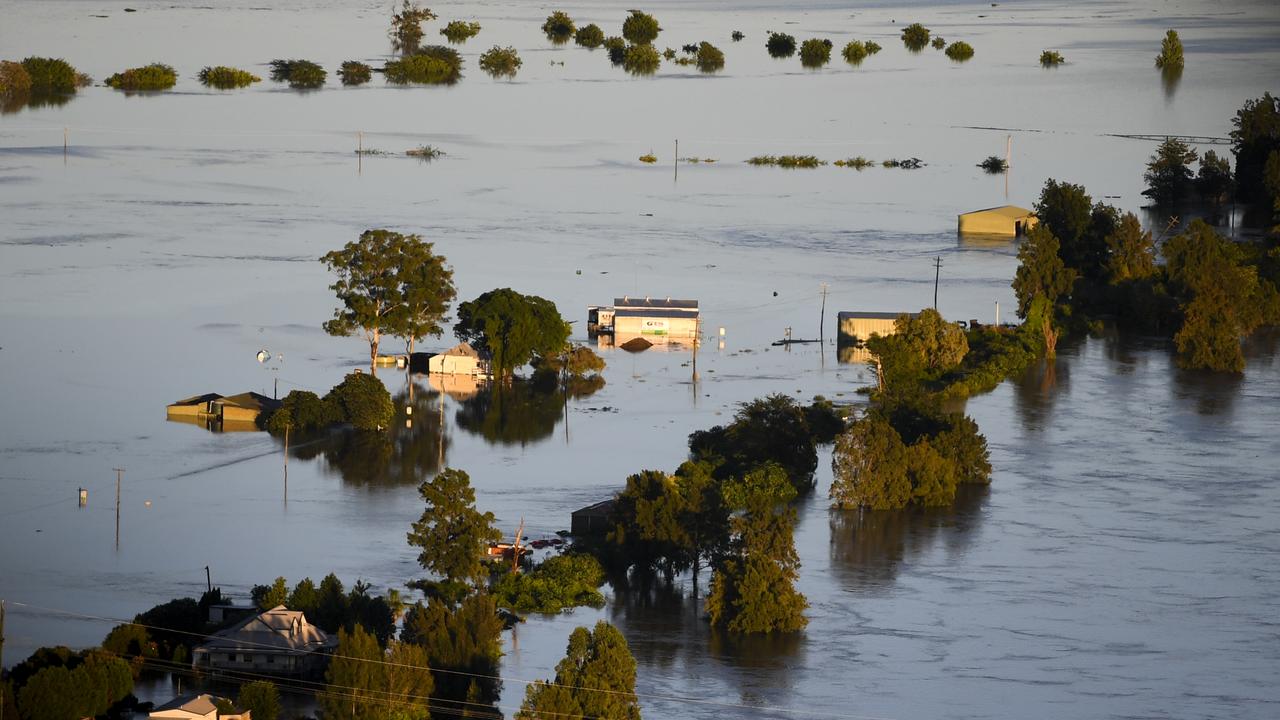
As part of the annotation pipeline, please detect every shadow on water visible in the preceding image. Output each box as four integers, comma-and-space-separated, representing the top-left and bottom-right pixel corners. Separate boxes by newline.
454, 375, 604, 447
1171, 365, 1243, 418
288, 381, 449, 486
829, 484, 989, 593
1012, 353, 1071, 432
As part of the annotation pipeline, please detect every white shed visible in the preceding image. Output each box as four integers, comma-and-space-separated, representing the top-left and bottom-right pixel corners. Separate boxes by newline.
428, 342, 485, 376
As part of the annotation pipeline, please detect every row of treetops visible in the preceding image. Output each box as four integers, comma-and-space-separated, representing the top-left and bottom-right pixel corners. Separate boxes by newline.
0, 2, 1193, 99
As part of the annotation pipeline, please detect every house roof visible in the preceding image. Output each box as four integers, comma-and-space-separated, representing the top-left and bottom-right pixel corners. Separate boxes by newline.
573, 499, 616, 517
958, 205, 1035, 219
613, 297, 699, 310
218, 392, 282, 412
196, 605, 335, 655
170, 393, 224, 407
151, 694, 222, 716
837, 311, 918, 320
613, 308, 699, 319
439, 342, 480, 358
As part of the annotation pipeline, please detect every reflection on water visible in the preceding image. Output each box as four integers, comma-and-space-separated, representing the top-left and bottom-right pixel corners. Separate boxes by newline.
1171, 365, 1243, 417
1, 92, 74, 115
1161, 66, 1183, 101
829, 484, 988, 592
1012, 352, 1071, 432
454, 376, 603, 447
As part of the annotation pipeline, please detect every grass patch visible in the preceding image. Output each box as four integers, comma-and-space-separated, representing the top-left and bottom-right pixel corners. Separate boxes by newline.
542, 11, 575, 44
834, 157, 874, 169
945, 41, 975, 62
106, 63, 177, 91
623, 44, 661, 75
901, 23, 930, 52
406, 145, 444, 159
575, 24, 605, 48
479, 46, 521, 79
198, 66, 260, 89
799, 38, 832, 68
270, 59, 326, 89
441, 20, 481, 43
766, 32, 796, 58
384, 46, 462, 85
21, 57, 82, 94
978, 156, 1007, 173
1039, 50, 1065, 67
747, 155, 825, 168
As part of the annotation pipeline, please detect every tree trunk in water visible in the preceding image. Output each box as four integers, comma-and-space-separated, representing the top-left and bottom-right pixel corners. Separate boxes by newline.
369, 338, 379, 375
1042, 320, 1059, 358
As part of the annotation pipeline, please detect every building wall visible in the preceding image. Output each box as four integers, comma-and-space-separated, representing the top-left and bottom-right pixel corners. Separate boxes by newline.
430, 355, 479, 375
957, 212, 1038, 236
838, 316, 901, 342
614, 315, 698, 338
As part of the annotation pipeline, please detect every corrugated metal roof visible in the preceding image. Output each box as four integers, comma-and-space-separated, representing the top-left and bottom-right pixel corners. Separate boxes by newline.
837, 311, 917, 320
613, 297, 699, 309
613, 308, 699, 318
197, 605, 335, 654
958, 205, 1035, 219
151, 694, 222, 715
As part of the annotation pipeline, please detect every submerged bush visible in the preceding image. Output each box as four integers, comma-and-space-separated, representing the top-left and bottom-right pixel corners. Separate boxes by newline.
384, 46, 461, 84
406, 145, 444, 159
390, 0, 437, 52
883, 157, 924, 169
338, 61, 372, 86
105, 63, 177, 91
842, 41, 869, 64
747, 155, 825, 168
696, 42, 725, 72
639, 152, 657, 163
479, 46, 521, 79
663, 47, 677, 60
21, 57, 81, 94
866, 41, 882, 55
622, 10, 661, 45
945, 41, 975, 61
198, 66, 260, 89
766, 32, 796, 58
0, 61, 33, 98
732, 30, 745, 42
575, 23, 605, 48
799, 38, 832, 68
978, 155, 1007, 173
270, 59, 326, 88
604, 36, 627, 64
901, 23, 930, 51
440, 20, 481, 43
834, 157, 874, 169
1040, 50, 1065, 66
542, 11, 575, 43
622, 43, 661, 75
931, 36, 946, 50
1155, 29, 1184, 69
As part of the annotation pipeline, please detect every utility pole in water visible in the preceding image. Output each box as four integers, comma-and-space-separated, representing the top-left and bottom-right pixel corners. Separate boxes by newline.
933, 257, 942, 310
113, 468, 124, 549
819, 283, 829, 343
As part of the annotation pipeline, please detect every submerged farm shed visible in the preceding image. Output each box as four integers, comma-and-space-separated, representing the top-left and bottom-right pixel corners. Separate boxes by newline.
837, 311, 918, 344
957, 205, 1038, 236
428, 342, 486, 376
610, 296, 699, 339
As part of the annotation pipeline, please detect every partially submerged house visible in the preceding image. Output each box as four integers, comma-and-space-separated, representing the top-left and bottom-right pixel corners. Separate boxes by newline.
166, 392, 280, 432
837, 311, 918, 346
571, 499, 615, 536
589, 297, 699, 339
192, 605, 336, 678
427, 342, 487, 376
957, 205, 1038, 236
150, 694, 249, 720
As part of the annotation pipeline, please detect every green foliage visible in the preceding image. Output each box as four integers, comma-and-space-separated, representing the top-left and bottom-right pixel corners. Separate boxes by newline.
893, 308, 969, 371
198, 66, 260, 89
238, 681, 280, 720
1196, 149, 1234, 211
1155, 29, 1184, 70
706, 465, 807, 634
266, 389, 337, 434
338, 61, 373, 85
322, 229, 455, 368
603, 36, 627, 64
17, 653, 133, 720
575, 23, 605, 48
622, 43, 661, 75
20, 57, 80, 94
601, 460, 727, 579
799, 38, 832, 68
479, 46, 522, 79
390, 1, 437, 52
105, 63, 176, 91
1142, 137, 1198, 206
842, 40, 870, 64
321, 626, 433, 720
900, 23, 930, 51
746, 154, 825, 168
440, 20, 481, 43
101, 622, 154, 659
834, 156, 874, 169
0, 61, 32, 101
866, 41, 882, 54
269, 59, 325, 88
945, 41, 975, 61
1105, 212, 1157, 284
1040, 50, 1065, 66
1163, 220, 1273, 371
324, 372, 394, 431
407, 468, 502, 600
1012, 224, 1077, 318
251, 576, 290, 609
516, 621, 640, 720
1230, 93, 1280, 206
689, 394, 820, 493
695, 41, 725, 72
766, 32, 796, 58
978, 155, 1007, 173
532, 344, 606, 379
542, 11, 575, 43
622, 11, 661, 45
932, 36, 946, 50
401, 594, 503, 715
384, 46, 462, 84
453, 288, 572, 378
1033, 178, 1114, 279
492, 554, 606, 613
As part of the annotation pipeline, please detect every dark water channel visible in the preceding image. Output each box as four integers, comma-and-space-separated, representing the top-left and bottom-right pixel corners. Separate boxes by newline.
3, 0, 1279, 718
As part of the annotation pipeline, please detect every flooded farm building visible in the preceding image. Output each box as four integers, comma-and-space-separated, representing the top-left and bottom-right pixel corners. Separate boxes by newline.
588, 297, 699, 339
957, 205, 1038, 236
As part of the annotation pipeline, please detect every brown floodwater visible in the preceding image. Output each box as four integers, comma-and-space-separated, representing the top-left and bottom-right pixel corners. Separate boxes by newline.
2, 0, 1279, 717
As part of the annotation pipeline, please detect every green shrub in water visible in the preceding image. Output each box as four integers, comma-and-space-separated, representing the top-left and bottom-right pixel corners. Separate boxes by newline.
945, 41, 975, 61
105, 63, 177, 91
542, 11, 575, 43
622, 10, 661, 45
0, 61, 33, 98
575, 23, 605, 48
696, 42, 725, 72
1040, 50, 1065, 66
198, 66, 260, 89
21, 57, 81, 94
842, 41, 869, 64
270, 59, 326, 88
384, 46, 461, 84
440, 20, 481, 43
604, 36, 627, 64
901, 23, 930, 51
766, 32, 796, 58
338, 61, 372, 86
799, 38, 832, 68
622, 44, 661, 75
479, 46, 521, 79
866, 41, 882, 54
931, 36, 945, 50
1155, 29, 1183, 70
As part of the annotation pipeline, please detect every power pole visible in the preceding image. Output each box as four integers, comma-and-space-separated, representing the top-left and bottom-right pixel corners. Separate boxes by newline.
113, 468, 124, 549
932, 257, 943, 310
204, 566, 212, 594
283, 424, 290, 503
819, 283, 829, 343
1, 599, 5, 720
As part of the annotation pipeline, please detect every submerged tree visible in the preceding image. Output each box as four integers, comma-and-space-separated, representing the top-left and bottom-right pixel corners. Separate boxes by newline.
689, 394, 819, 493
479, 46, 522, 79
453, 288, 572, 378
391, 1, 438, 52
1154, 29, 1184, 70
321, 626, 433, 720
900, 23, 930, 52
1229, 93, 1280, 207
1012, 225, 1077, 319
765, 32, 796, 58
542, 11, 575, 44
401, 594, 504, 716
799, 38, 832, 68
1142, 137, 1198, 207
237, 682, 280, 720
621, 10, 661, 45
516, 621, 641, 720
1104, 212, 1157, 284
407, 468, 502, 602
575, 23, 605, 48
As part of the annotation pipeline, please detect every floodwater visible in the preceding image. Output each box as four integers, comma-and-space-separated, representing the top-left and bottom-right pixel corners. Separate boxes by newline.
2, 0, 1279, 718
